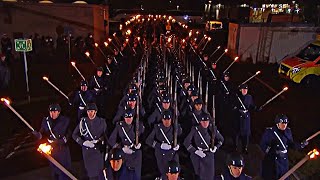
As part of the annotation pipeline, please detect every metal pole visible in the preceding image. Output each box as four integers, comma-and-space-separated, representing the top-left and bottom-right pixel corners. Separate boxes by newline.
23, 51, 30, 103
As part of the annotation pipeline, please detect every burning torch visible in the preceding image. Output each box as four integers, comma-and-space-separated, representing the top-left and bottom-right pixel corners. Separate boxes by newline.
210, 46, 221, 58
1, 98, 35, 131
85, 52, 96, 65
202, 37, 211, 51
38, 143, 78, 180
239, 71, 261, 87
215, 49, 228, 64
43, 76, 70, 102
259, 87, 288, 110
223, 56, 238, 73
279, 149, 319, 180
71, 62, 86, 81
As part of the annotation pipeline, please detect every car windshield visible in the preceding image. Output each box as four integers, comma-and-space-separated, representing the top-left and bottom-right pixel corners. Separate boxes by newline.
296, 44, 320, 61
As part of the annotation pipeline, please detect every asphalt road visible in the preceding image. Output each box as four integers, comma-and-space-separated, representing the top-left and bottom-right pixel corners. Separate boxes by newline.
0, 33, 319, 179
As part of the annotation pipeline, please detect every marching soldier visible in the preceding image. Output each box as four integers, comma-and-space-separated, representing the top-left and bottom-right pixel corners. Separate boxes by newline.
113, 94, 145, 124
216, 152, 252, 180
148, 95, 174, 127
187, 98, 209, 125
217, 72, 235, 135
183, 113, 224, 180
72, 80, 95, 123
109, 108, 145, 179
72, 103, 108, 180
32, 104, 72, 180
146, 111, 182, 180
231, 84, 258, 153
104, 148, 138, 180
260, 114, 308, 180
89, 67, 108, 117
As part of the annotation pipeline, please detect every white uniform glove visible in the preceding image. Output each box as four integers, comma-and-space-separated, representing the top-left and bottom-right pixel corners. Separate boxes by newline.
210, 146, 217, 153
135, 143, 141, 150
173, 144, 180, 151
160, 143, 172, 150
122, 146, 134, 154
195, 150, 206, 158
83, 140, 95, 148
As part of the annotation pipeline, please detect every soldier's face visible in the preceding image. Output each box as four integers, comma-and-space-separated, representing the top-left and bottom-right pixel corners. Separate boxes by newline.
200, 120, 209, 128
184, 83, 190, 89
195, 104, 202, 111
224, 76, 230, 81
229, 165, 243, 178
166, 172, 179, 180
128, 101, 136, 108
203, 56, 208, 61
97, 71, 103, 77
81, 85, 87, 91
49, 111, 60, 120
124, 117, 133, 125
241, 89, 248, 95
1, 56, 5, 61
162, 119, 171, 127
110, 159, 123, 171
212, 63, 217, 69
162, 102, 170, 109
87, 110, 97, 120
277, 123, 287, 130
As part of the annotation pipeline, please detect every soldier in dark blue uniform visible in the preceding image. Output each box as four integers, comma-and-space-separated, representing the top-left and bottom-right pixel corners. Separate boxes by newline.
184, 113, 224, 180
232, 84, 258, 153
89, 67, 108, 117
104, 148, 138, 180
109, 109, 145, 179
32, 104, 72, 180
216, 152, 252, 180
72, 80, 96, 123
165, 160, 183, 180
146, 111, 182, 180
148, 95, 174, 127
260, 114, 308, 180
72, 103, 108, 180
187, 98, 209, 125
113, 94, 145, 124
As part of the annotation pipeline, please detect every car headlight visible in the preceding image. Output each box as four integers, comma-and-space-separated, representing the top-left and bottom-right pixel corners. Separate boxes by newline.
292, 67, 301, 74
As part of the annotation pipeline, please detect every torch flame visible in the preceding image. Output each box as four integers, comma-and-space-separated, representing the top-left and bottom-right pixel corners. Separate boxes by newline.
234, 57, 239, 61
308, 149, 319, 159
182, 39, 186, 43
1, 98, 10, 105
256, 71, 261, 75
196, 31, 199, 34
104, 42, 108, 47
217, 46, 221, 49
108, 38, 112, 42
37, 143, 53, 155
224, 49, 228, 53
94, 43, 98, 47
137, 37, 140, 41
283, 87, 288, 91
43, 76, 48, 81
126, 39, 129, 42
71, 62, 76, 66
85, 52, 90, 57
208, 37, 212, 41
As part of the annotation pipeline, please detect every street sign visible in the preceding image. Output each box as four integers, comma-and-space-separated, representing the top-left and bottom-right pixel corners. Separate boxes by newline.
14, 39, 32, 52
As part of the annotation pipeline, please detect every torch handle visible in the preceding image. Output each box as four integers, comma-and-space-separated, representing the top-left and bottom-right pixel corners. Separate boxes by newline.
306, 130, 320, 142
7, 104, 35, 131
43, 152, 78, 180
239, 73, 259, 87
260, 89, 286, 109
46, 80, 69, 100
73, 66, 86, 81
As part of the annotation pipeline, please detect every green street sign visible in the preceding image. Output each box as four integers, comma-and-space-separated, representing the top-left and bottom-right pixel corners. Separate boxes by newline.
14, 39, 32, 52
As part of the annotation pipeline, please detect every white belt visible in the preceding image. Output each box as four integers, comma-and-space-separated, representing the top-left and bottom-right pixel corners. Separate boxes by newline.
79, 106, 85, 110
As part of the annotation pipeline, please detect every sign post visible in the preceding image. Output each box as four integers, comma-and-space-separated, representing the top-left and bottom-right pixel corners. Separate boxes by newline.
15, 39, 32, 102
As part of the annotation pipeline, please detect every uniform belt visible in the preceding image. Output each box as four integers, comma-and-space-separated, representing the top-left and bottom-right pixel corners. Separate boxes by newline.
197, 147, 209, 151
94, 88, 100, 91
79, 106, 85, 110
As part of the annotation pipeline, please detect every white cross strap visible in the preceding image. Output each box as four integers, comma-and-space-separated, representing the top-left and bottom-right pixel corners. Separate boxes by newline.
46, 117, 57, 139
159, 127, 171, 145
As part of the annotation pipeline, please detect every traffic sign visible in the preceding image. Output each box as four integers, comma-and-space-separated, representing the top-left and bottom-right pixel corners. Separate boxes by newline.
14, 39, 32, 52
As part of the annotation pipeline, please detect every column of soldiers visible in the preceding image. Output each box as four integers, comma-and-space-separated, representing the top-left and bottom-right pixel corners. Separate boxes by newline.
29, 15, 311, 180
